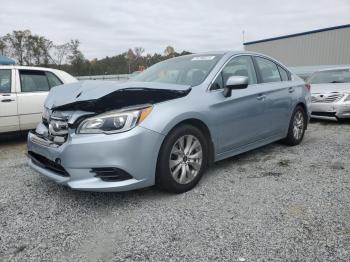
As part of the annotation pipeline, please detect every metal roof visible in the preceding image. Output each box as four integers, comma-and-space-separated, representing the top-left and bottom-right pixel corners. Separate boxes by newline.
244, 24, 350, 45
0, 55, 15, 65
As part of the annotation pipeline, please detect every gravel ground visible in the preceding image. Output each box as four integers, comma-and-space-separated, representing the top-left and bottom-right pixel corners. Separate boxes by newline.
0, 120, 349, 261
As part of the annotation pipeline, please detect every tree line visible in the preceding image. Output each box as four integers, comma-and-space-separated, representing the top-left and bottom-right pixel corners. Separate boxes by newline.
0, 30, 191, 76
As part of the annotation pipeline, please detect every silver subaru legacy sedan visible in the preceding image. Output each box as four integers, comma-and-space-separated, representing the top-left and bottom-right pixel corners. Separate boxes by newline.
27, 51, 311, 193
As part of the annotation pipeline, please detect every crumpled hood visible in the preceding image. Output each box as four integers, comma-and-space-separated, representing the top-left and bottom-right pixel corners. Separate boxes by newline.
46, 80, 191, 113
311, 83, 350, 94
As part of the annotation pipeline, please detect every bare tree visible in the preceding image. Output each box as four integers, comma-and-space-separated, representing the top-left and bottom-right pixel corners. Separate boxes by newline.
134, 47, 145, 58
50, 43, 72, 68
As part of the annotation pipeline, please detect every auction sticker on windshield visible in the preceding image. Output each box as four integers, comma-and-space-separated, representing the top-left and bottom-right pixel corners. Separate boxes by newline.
191, 56, 216, 61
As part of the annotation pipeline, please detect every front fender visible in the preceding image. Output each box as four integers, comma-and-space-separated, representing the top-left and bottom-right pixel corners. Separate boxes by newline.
139, 97, 218, 144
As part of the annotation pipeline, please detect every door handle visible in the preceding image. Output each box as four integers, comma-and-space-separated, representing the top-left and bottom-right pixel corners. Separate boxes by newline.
256, 94, 266, 100
1, 99, 15, 102
288, 87, 295, 93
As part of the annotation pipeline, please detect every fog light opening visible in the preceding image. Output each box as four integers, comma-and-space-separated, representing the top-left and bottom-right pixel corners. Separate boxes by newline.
90, 168, 133, 182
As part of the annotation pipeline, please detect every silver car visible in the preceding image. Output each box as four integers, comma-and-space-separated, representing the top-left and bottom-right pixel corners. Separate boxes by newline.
308, 67, 350, 122
27, 51, 310, 193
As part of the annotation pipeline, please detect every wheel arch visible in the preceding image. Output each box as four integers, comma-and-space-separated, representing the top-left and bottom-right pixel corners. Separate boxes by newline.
161, 118, 215, 167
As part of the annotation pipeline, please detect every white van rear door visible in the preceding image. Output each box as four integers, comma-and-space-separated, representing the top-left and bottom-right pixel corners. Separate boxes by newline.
0, 68, 19, 133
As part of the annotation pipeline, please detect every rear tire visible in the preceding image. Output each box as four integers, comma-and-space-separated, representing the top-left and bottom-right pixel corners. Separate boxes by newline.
156, 125, 209, 193
283, 106, 307, 146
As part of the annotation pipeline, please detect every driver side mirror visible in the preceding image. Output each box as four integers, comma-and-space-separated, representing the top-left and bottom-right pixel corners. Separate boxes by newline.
223, 76, 249, 97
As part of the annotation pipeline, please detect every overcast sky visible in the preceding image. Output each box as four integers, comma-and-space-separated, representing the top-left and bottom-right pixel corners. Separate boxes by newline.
1, 0, 349, 59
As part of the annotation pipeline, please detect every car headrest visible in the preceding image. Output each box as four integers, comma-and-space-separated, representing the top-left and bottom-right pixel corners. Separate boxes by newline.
192, 70, 206, 86
261, 67, 273, 77
234, 69, 249, 77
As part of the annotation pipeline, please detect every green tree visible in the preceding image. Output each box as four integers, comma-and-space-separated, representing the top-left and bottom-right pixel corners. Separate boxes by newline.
68, 40, 86, 75
126, 48, 135, 73
164, 46, 175, 57
3, 30, 31, 65
2, 30, 53, 65
0, 39, 6, 55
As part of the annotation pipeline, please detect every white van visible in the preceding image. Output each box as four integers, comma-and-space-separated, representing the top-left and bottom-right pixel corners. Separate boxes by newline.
0, 66, 77, 133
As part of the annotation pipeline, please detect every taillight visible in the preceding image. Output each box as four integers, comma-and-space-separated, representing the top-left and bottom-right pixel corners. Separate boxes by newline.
305, 83, 311, 92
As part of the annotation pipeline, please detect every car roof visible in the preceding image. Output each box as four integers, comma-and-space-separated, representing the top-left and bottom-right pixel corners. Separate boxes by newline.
187, 50, 264, 56
0, 64, 63, 73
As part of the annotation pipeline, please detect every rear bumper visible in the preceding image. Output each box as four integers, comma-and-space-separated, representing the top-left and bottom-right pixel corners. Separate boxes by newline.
310, 102, 350, 119
27, 125, 165, 192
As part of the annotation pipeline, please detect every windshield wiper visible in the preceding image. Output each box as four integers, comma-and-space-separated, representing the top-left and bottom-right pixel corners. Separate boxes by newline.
330, 81, 344, 83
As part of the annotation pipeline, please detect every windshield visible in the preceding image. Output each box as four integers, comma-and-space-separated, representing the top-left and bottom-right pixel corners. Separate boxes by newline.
309, 69, 350, 84
132, 54, 223, 86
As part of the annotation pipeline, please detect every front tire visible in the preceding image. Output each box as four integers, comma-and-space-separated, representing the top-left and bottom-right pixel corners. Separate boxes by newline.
283, 106, 307, 146
156, 125, 208, 193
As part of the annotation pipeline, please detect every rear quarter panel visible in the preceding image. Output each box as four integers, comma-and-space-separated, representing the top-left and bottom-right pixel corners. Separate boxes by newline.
291, 75, 311, 119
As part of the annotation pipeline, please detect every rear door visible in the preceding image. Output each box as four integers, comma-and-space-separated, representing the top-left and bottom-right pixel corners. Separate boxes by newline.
253, 56, 293, 136
16, 70, 62, 130
0, 68, 19, 132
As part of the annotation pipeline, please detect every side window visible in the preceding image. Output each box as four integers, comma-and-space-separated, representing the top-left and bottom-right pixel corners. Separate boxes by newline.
278, 65, 290, 81
46, 72, 63, 88
0, 69, 11, 93
255, 57, 281, 83
19, 70, 50, 92
211, 56, 257, 90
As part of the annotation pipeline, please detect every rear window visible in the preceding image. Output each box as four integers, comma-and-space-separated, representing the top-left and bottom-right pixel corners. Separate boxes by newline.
0, 69, 11, 93
19, 70, 62, 92
309, 69, 350, 84
255, 57, 281, 83
46, 71, 63, 87
278, 66, 290, 81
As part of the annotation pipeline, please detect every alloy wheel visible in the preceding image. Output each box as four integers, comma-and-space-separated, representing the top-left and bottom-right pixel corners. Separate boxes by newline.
169, 135, 203, 184
293, 110, 304, 140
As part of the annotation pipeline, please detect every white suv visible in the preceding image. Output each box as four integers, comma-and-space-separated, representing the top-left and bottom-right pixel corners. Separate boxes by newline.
0, 66, 77, 133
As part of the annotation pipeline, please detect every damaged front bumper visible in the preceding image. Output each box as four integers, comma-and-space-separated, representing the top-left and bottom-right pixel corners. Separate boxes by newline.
27, 123, 165, 192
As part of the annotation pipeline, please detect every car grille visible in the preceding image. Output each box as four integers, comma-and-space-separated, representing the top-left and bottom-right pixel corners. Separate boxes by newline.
43, 115, 69, 145
311, 93, 344, 103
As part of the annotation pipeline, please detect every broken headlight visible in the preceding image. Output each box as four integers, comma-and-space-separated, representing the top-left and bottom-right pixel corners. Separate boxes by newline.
77, 106, 152, 134
42, 107, 50, 122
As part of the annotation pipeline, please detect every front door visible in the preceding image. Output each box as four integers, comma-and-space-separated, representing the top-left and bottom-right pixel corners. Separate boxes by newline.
208, 55, 266, 153
0, 69, 19, 133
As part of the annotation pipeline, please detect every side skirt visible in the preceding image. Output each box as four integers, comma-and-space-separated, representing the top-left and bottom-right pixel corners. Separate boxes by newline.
214, 133, 286, 162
